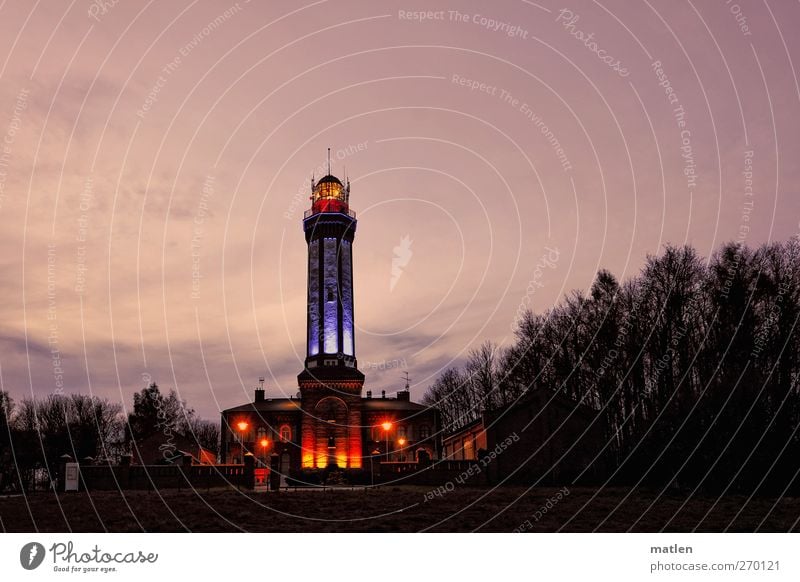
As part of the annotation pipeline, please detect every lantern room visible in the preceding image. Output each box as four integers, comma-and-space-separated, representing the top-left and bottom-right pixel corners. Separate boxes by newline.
310, 174, 350, 215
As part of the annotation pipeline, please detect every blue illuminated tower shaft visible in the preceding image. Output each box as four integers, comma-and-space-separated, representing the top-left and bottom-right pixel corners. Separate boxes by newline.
303, 209, 357, 369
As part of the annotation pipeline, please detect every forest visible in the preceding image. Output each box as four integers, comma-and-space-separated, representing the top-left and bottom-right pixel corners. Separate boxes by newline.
423, 240, 800, 494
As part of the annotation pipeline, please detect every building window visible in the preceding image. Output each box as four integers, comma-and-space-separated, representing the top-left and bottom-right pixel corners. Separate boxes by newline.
256, 427, 266, 442
280, 425, 292, 443
419, 425, 430, 439
463, 437, 473, 460
398, 426, 406, 440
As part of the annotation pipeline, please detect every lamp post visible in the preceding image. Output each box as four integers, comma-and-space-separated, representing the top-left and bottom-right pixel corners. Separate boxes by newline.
398, 437, 406, 462
381, 421, 392, 462
260, 438, 270, 467
369, 448, 380, 486
236, 420, 249, 463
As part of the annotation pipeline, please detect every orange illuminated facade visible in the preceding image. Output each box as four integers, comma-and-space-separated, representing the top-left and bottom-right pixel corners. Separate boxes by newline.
221, 387, 439, 471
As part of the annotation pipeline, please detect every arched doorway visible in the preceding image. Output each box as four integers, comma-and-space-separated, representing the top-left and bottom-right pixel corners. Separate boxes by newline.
313, 396, 350, 468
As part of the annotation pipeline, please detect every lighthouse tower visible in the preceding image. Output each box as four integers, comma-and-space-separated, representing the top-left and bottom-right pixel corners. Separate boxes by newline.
298, 166, 365, 469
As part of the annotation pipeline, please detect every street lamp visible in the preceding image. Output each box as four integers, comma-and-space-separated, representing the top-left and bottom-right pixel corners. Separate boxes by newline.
398, 437, 406, 462
236, 420, 249, 463
260, 438, 270, 467
381, 421, 392, 461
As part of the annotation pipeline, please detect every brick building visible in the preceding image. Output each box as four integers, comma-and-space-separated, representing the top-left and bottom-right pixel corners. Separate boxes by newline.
443, 389, 606, 484
220, 386, 439, 471
442, 418, 486, 461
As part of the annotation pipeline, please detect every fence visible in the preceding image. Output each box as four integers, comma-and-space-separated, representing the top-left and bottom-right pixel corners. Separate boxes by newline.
59, 456, 486, 492
61, 454, 254, 492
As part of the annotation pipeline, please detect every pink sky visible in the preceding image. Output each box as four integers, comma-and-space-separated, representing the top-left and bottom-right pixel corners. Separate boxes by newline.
0, 0, 797, 419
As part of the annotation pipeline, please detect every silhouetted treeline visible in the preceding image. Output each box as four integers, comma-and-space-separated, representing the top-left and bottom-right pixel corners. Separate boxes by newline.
424, 240, 800, 494
0, 383, 219, 492
0, 393, 124, 492
126, 382, 218, 454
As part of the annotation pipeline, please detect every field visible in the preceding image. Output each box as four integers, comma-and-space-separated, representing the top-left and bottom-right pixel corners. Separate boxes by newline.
1, 486, 799, 532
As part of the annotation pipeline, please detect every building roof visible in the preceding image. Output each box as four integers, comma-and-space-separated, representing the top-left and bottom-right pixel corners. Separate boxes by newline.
360, 398, 431, 412
222, 398, 302, 414
221, 396, 434, 415
444, 388, 599, 439
442, 416, 484, 439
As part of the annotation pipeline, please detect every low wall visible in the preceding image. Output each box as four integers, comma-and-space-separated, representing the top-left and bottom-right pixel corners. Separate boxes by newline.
377, 460, 485, 486
63, 458, 486, 491
63, 457, 253, 492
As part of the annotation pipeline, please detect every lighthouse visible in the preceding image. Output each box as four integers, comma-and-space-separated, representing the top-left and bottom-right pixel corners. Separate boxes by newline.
298, 166, 365, 468
219, 161, 441, 473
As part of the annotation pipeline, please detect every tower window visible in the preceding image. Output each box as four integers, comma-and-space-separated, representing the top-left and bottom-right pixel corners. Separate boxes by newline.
279, 425, 292, 443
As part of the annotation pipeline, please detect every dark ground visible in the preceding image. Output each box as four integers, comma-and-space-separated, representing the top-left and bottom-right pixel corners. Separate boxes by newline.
0, 486, 797, 532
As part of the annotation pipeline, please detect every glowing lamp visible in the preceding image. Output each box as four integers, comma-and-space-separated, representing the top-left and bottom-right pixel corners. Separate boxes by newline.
398, 438, 406, 446
260, 438, 269, 448
236, 421, 249, 432
381, 421, 392, 431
